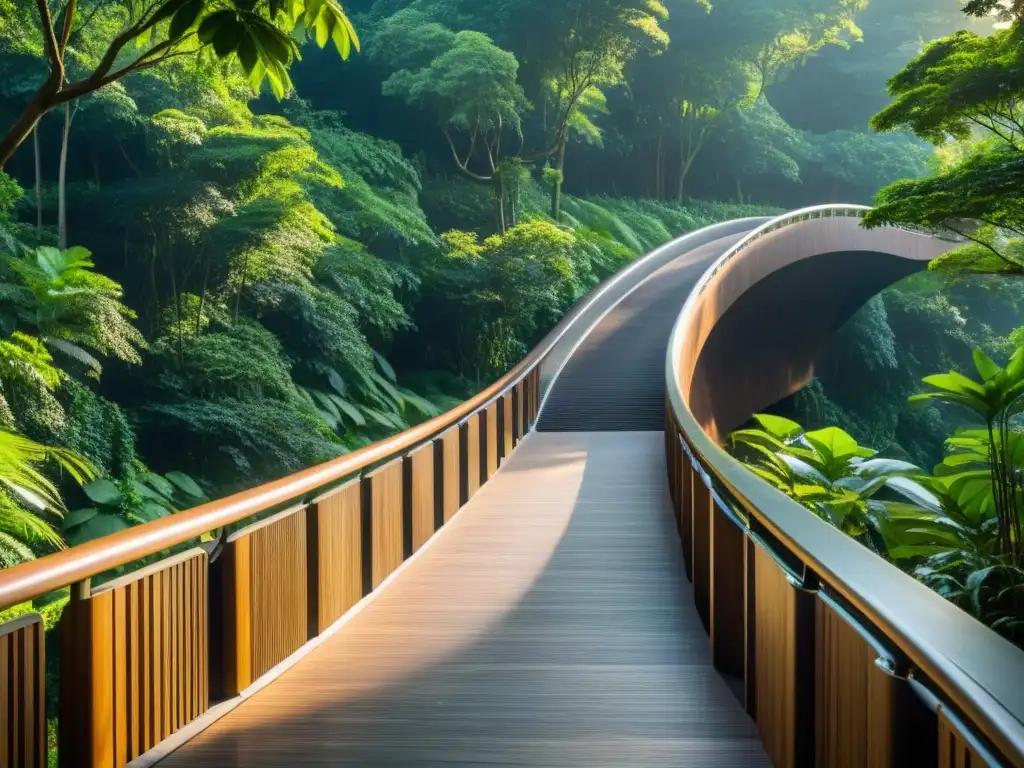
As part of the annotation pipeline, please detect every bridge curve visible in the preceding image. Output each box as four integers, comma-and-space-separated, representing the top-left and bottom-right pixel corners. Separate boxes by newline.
1, 207, 1022, 768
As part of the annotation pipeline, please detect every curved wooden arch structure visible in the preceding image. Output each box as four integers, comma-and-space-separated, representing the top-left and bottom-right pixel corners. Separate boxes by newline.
1, 207, 1022, 768
666, 207, 1024, 768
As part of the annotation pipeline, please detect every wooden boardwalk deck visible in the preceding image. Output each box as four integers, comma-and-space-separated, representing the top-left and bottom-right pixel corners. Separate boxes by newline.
158, 432, 767, 766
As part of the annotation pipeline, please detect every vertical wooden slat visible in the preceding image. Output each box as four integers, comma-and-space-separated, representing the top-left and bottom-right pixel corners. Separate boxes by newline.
512, 384, 522, 446
691, 471, 712, 630
228, 507, 307, 687
408, 443, 436, 553
1, 614, 45, 768
752, 545, 815, 768
484, 403, 499, 481
465, 415, 481, 502
369, 460, 405, 589
151, 570, 163, 744
113, 587, 127, 765
710, 500, 746, 677
169, 565, 179, 732
532, 368, 540, 423
517, 380, 528, 439
222, 534, 251, 698
440, 428, 461, 523
501, 393, 514, 459
311, 481, 362, 634
681, 449, 693, 582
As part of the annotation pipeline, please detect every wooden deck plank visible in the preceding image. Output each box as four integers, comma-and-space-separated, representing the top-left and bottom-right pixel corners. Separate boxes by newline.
160, 432, 767, 767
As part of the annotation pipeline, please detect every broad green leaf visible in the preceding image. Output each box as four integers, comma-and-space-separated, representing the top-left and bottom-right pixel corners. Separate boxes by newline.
64, 508, 98, 529
197, 9, 234, 43
169, 0, 204, 40
373, 350, 397, 383
885, 476, 942, 514
65, 513, 130, 547
331, 396, 366, 427
973, 348, 1002, 382
166, 471, 205, 499
327, 368, 346, 397
144, 472, 176, 499
804, 427, 860, 461
752, 413, 801, 440
853, 458, 922, 478
83, 478, 122, 507
236, 33, 259, 75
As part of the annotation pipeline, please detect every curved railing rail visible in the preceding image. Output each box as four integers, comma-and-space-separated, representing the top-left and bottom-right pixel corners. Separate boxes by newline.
665, 205, 1024, 768
0, 216, 765, 768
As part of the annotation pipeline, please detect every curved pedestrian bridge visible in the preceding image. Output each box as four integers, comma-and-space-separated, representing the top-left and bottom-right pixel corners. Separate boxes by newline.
1, 207, 1022, 768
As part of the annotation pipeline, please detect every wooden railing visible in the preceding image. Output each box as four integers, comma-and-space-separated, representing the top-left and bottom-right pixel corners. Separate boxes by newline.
665, 205, 1024, 768
0, 216, 767, 768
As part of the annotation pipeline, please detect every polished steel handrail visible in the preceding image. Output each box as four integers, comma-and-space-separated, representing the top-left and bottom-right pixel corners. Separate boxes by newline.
665, 204, 1024, 765
0, 216, 765, 611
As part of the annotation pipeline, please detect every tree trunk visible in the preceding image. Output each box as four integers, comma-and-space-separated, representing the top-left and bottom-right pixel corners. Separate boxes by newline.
736, 174, 744, 204
655, 130, 663, 201
58, 102, 71, 250
496, 178, 506, 235
33, 127, 42, 237
0, 87, 54, 170
550, 137, 566, 221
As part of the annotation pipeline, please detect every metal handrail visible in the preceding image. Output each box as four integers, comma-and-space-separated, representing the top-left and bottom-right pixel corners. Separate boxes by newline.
665, 204, 1024, 766
0, 216, 766, 611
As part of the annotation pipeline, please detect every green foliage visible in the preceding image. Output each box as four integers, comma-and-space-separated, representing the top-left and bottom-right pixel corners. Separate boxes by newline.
65, 468, 207, 547
869, 18, 1024, 277
0, 429, 95, 562
731, 414, 930, 555
734, 337, 1024, 645
0, 244, 146, 376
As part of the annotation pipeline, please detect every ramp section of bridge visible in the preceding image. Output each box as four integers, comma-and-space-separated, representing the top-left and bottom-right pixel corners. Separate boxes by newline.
537, 234, 746, 432
155, 234, 765, 766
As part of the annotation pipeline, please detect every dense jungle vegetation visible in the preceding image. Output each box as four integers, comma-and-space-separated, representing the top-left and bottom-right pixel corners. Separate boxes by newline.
735, 0, 1024, 647
0, 0, 967, 568
0, 0, 1022, 646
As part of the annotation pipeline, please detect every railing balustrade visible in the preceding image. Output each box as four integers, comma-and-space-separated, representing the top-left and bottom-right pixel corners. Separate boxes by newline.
665, 205, 1024, 768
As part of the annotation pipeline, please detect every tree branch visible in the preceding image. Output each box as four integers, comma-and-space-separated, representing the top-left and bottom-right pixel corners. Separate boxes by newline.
35, 0, 63, 76
442, 127, 493, 184
59, 0, 78, 53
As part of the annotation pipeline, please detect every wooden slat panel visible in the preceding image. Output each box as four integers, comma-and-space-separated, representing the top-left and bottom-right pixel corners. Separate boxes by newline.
530, 369, 540, 425
691, 471, 712, 629
815, 595, 904, 767
710, 501, 745, 677
0, 614, 45, 768
939, 705, 993, 768
484, 403, 499, 481
466, 415, 481, 502
249, 508, 307, 683
408, 443, 436, 553
752, 545, 814, 768
312, 482, 362, 634
516, 380, 528, 439
222, 508, 307, 696
440, 428, 460, 523
62, 550, 210, 765
369, 461, 405, 589
681, 453, 693, 582
501, 393, 513, 459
